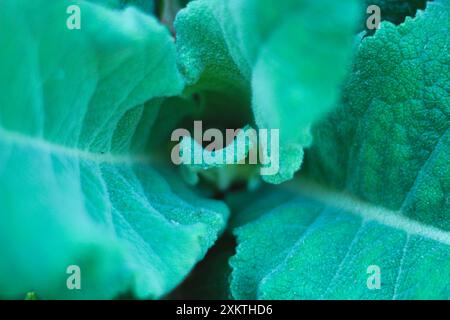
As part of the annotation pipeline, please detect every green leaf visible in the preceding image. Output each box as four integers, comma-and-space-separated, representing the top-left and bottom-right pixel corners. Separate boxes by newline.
305, 0, 450, 230
25, 292, 39, 300
0, 0, 228, 299
230, 0, 450, 299
168, 234, 234, 300
175, 0, 361, 184
121, 0, 155, 13
231, 183, 450, 299
362, 0, 427, 28
92, 0, 154, 12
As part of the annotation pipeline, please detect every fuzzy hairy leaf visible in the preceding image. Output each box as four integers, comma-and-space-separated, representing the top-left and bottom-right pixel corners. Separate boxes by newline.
231, 183, 450, 299
0, 0, 228, 299
175, 0, 361, 184
230, 0, 450, 300
305, 0, 450, 230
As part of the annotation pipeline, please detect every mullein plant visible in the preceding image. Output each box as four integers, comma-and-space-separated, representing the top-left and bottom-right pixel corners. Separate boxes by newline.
0, 0, 448, 299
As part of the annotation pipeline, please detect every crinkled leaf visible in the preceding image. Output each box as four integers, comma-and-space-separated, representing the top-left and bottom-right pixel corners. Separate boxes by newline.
230, 0, 450, 300
305, 0, 450, 230
175, 0, 361, 184
231, 184, 450, 299
0, 0, 228, 299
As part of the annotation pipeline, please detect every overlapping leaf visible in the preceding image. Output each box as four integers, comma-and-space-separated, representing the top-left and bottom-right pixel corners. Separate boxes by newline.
305, 0, 449, 230
0, 0, 228, 299
230, 0, 450, 299
231, 184, 450, 299
175, 0, 361, 184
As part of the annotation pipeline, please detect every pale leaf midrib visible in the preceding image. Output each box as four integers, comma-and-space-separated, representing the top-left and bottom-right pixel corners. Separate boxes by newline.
0, 126, 151, 165
287, 180, 450, 246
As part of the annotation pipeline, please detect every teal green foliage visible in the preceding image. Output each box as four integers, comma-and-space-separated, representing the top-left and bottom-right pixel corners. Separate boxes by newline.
230, 184, 450, 299
0, 0, 227, 299
363, 0, 428, 27
305, 0, 450, 230
175, 0, 361, 184
0, 0, 448, 300
230, 0, 450, 300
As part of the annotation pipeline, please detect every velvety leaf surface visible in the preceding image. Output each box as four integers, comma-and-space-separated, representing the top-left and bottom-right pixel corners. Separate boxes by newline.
0, 0, 228, 299
175, 0, 361, 184
230, 183, 450, 299
230, 0, 450, 300
305, 0, 449, 230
